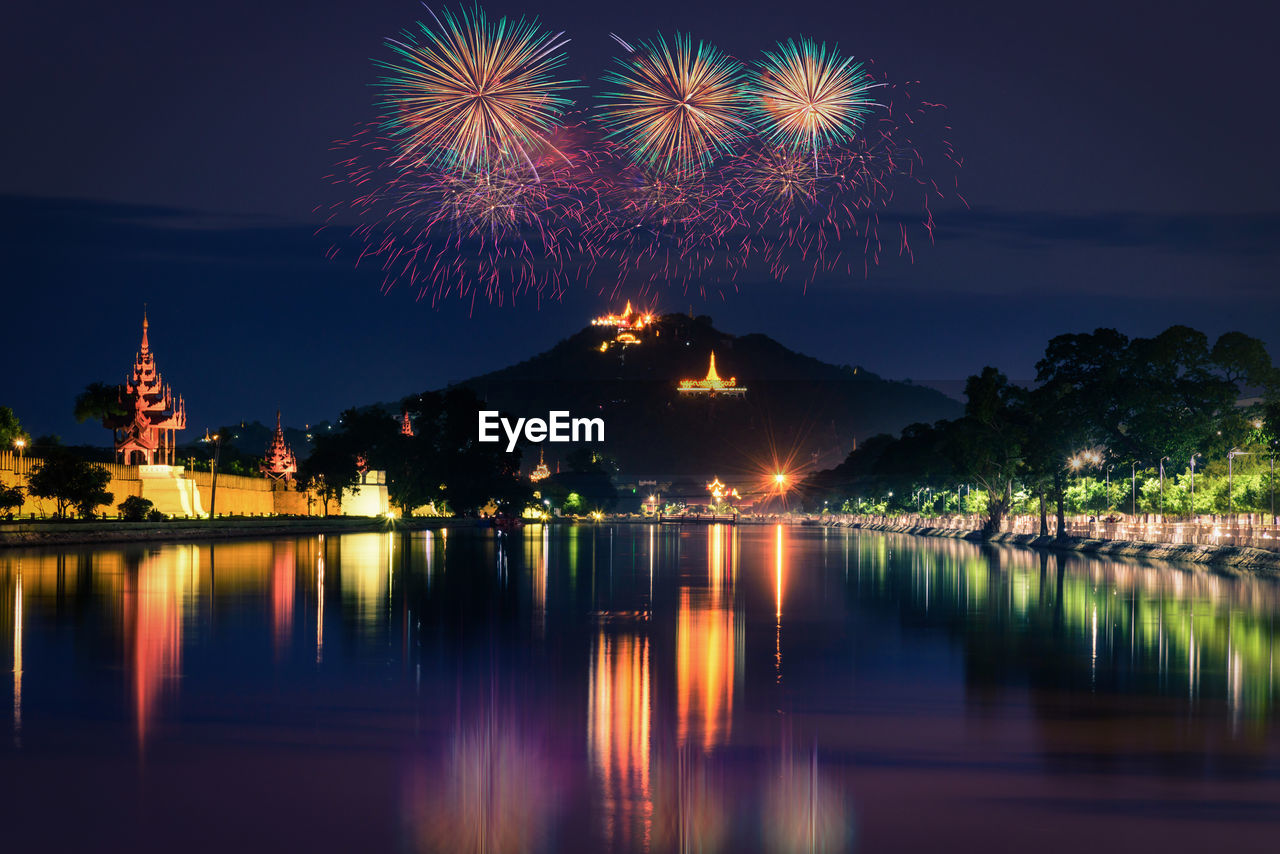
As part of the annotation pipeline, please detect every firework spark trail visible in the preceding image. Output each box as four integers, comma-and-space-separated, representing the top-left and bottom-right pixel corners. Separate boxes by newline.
751, 38, 879, 172
597, 33, 752, 177
375, 5, 576, 172
323, 14, 965, 306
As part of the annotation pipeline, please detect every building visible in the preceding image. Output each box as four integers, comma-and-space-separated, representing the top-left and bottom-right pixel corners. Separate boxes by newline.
114, 312, 187, 465
593, 301, 656, 352
677, 353, 747, 398
260, 411, 298, 481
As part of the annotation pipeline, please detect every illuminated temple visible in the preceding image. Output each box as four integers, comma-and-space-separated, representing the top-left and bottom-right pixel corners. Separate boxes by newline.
593, 301, 655, 351
260, 411, 298, 481
677, 353, 747, 398
115, 312, 187, 465
529, 448, 551, 483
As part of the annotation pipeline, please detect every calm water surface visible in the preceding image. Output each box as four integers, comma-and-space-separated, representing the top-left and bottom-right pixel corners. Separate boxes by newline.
2, 524, 1279, 852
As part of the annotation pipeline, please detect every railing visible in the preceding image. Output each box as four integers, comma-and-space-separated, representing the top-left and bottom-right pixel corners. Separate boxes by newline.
830, 512, 1280, 552
0, 451, 141, 481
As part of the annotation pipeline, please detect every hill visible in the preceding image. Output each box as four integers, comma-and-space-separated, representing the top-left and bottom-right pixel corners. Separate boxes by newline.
449, 313, 960, 478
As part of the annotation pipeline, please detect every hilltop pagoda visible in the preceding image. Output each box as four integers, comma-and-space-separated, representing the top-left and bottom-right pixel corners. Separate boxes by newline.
260, 411, 298, 481
593, 301, 655, 351
677, 353, 747, 398
114, 312, 187, 465
400, 410, 414, 437
529, 448, 551, 483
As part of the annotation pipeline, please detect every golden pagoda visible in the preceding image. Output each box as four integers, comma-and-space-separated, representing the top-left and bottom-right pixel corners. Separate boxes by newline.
529, 448, 551, 483
677, 353, 747, 398
593, 301, 655, 352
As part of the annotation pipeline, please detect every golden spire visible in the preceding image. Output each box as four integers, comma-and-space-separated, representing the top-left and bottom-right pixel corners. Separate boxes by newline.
705, 352, 721, 383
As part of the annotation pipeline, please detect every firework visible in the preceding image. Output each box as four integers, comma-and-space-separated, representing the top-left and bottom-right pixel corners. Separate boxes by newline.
323, 121, 605, 307
375, 5, 576, 172
751, 38, 878, 170
597, 33, 751, 176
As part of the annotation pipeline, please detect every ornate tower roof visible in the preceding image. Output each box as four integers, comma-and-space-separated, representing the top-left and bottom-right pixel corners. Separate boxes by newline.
260, 411, 298, 481
115, 310, 187, 465
529, 448, 551, 482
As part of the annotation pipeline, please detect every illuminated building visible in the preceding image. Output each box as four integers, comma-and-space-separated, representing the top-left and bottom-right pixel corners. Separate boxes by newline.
114, 311, 188, 465
593, 301, 656, 352
677, 353, 746, 398
400, 410, 414, 437
529, 447, 551, 483
259, 411, 298, 481
592, 300, 654, 330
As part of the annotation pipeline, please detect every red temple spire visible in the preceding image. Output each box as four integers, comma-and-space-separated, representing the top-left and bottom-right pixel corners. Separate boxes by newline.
260, 410, 298, 481
113, 309, 186, 465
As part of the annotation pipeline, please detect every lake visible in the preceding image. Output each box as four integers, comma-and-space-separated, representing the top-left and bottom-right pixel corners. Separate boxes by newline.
2, 524, 1278, 852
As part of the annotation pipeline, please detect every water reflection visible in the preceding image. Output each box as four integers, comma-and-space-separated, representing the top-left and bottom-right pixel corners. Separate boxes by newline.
0, 526, 1278, 852
405, 716, 561, 854
589, 631, 652, 848
126, 546, 195, 744
677, 524, 741, 752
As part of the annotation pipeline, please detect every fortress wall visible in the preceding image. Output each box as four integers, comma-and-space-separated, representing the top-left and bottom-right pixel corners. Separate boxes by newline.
2, 453, 373, 519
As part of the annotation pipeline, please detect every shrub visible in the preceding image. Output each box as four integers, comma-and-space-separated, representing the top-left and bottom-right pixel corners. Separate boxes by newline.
119, 495, 155, 522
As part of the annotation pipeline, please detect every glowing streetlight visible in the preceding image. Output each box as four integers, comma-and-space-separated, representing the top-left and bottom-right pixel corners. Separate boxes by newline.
12, 437, 25, 463
1159, 456, 1170, 518
1227, 448, 1251, 517
774, 472, 787, 487
202, 429, 223, 519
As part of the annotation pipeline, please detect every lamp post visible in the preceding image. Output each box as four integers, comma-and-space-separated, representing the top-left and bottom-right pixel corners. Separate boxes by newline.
1227, 448, 1250, 518
1105, 464, 1114, 513
1159, 456, 1169, 518
12, 437, 24, 466
1271, 456, 1276, 527
1190, 453, 1201, 510
1131, 461, 1139, 517
202, 429, 222, 520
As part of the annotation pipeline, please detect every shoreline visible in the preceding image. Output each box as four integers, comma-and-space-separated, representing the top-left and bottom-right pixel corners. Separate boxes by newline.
0, 516, 483, 549
846, 519, 1280, 574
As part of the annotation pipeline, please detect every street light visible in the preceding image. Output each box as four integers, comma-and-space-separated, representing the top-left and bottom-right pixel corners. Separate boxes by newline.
1227, 448, 1251, 517
201, 429, 223, 519
1190, 453, 1201, 509
1130, 461, 1139, 517
1159, 456, 1169, 518
12, 437, 25, 463
1105, 464, 1114, 513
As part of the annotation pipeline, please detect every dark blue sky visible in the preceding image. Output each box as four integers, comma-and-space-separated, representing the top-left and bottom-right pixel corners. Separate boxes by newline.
3, 0, 1277, 442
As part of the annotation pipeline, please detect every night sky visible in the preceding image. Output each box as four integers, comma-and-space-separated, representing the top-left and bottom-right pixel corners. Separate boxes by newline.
4, 0, 1277, 443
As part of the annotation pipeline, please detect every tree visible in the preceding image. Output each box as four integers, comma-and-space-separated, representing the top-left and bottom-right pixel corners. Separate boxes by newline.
0, 484, 23, 519
297, 433, 359, 517
946, 368, 1025, 538
0, 406, 30, 450
74, 382, 132, 445
27, 451, 114, 518
118, 495, 155, 522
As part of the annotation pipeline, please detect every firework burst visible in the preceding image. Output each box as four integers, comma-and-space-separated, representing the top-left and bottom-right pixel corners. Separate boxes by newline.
597, 33, 752, 177
375, 5, 576, 172
751, 38, 878, 170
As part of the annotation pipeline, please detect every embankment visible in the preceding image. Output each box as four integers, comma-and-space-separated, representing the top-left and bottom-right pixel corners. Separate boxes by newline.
0, 516, 478, 549
848, 519, 1280, 573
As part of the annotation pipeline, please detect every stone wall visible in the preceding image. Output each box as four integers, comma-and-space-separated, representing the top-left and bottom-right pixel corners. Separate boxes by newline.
0, 452, 372, 518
